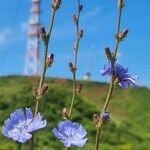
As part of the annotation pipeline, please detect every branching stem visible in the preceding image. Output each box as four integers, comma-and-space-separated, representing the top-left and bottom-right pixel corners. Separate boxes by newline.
30, 8, 56, 150
94, 3, 123, 150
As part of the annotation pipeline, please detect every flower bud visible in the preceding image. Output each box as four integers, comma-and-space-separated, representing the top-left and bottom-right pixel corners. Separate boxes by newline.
100, 112, 110, 124
105, 47, 113, 61
46, 53, 54, 68
63, 107, 69, 119
79, 4, 83, 12
78, 29, 83, 39
69, 62, 77, 72
121, 29, 128, 37
93, 114, 100, 125
116, 29, 129, 41
118, 0, 124, 8
76, 84, 83, 94
72, 14, 78, 24
32, 87, 38, 97
39, 26, 47, 41
52, 0, 61, 10
38, 84, 48, 96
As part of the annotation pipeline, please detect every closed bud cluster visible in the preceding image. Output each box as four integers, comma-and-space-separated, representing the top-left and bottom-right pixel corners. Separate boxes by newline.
32, 87, 38, 97
39, 26, 47, 41
76, 84, 83, 94
100, 112, 110, 124
121, 29, 128, 37
105, 47, 113, 61
116, 29, 129, 41
38, 84, 48, 96
93, 112, 110, 127
46, 53, 54, 68
52, 0, 61, 10
72, 14, 78, 24
63, 107, 69, 119
79, 4, 83, 12
69, 62, 77, 72
93, 114, 101, 126
118, 0, 124, 8
78, 29, 84, 39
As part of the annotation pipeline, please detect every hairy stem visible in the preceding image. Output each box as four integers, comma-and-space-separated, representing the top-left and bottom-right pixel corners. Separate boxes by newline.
68, 72, 76, 117
30, 8, 56, 150
114, 5, 123, 57
95, 127, 100, 150
94, 3, 123, 150
34, 8, 56, 117
68, 0, 81, 118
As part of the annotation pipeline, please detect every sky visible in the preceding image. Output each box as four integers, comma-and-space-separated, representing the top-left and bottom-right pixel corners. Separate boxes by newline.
0, 0, 150, 87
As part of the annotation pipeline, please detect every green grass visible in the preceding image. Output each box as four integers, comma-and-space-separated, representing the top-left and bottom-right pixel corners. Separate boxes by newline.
0, 76, 149, 150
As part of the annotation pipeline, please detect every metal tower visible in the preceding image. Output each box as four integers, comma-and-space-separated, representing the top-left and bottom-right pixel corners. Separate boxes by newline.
24, 0, 41, 75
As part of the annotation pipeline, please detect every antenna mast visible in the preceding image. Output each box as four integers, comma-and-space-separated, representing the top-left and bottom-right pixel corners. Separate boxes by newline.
24, 0, 41, 75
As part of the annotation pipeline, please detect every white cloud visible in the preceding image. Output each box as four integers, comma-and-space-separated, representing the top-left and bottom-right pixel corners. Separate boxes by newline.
21, 22, 28, 32
0, 21, 28, 46
82, 7, 102, 19
0, 28, 14, 45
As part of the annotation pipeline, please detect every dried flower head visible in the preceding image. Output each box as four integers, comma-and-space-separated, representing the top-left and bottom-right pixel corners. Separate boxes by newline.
63, 107, 69, 119
93, 114, 100, 125
38, 84, 48, 96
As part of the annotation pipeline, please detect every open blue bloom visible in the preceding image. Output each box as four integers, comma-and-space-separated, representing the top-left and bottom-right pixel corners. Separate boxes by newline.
100, 112, 110, 123
101, 63, 138, 88
2, 108, 47, 143
52, 120, 87, 148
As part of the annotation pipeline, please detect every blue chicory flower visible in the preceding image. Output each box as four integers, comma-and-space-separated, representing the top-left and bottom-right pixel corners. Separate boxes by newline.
101, 63, 138, 88
100, 112, 110, 123
2, 108, 47, 143
52, 120, 87, 148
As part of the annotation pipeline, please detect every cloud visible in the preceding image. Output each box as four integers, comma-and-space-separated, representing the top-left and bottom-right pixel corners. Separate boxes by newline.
21, 22, 28, 32
82, 7, 102, 19
0, 28, 14, 45
0, 22, 27, 46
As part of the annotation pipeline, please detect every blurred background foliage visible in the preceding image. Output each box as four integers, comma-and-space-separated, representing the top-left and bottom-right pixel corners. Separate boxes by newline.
0, 76, 149, 150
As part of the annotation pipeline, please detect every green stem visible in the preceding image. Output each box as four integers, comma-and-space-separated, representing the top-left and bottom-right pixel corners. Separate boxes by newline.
30, 8, 56, 150
114, 5, 123, 57
94, 3, 123, 150
102, 77, 114, 112
65, 147, 68, 150
95, 127, 100, 150
68, 72, 76, 117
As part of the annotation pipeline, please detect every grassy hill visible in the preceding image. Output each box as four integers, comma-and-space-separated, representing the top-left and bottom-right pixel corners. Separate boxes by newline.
0, 76, 149, 150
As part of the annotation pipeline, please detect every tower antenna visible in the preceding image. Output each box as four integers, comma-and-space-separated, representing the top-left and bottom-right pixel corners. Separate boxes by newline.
24, 0, 41, 75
